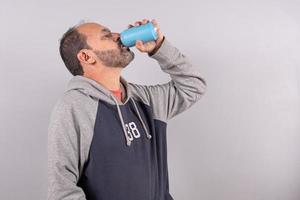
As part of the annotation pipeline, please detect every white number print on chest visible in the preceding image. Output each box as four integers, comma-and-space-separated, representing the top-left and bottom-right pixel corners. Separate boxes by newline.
125, 122, 141, 141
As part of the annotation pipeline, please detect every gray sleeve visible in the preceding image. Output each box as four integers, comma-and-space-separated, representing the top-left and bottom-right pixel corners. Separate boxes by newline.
47, 92, 96, 200
129, 37, 207, 122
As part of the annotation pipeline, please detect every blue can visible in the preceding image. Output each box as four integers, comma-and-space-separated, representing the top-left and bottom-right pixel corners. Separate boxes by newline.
120, 22, 158, 47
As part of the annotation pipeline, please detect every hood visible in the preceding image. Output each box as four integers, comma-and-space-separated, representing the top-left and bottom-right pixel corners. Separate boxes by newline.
66, 75, 152, 147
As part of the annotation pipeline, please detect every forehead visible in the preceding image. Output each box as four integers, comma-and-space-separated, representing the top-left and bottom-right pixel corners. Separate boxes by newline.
77, 23, 110, 37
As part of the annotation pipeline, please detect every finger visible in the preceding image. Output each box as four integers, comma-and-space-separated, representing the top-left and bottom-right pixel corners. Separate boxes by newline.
142, 19, 149, 25
134, 21, 142, 26
127, 24, 134, 29
135, 40, 143, 48
151, 19, 159, 28
135, 40, 146, 52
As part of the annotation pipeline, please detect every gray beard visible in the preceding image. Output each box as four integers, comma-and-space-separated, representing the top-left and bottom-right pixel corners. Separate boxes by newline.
94, 47, 135, 68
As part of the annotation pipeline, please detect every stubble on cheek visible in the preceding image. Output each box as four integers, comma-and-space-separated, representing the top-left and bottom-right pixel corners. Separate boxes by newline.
94, 48, 134, 68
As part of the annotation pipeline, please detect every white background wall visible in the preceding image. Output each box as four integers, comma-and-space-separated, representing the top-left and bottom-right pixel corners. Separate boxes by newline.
0, 0, 299, 199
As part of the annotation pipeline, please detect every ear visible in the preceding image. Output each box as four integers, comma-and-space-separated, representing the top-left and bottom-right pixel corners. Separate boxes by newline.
77, 50, 96, 64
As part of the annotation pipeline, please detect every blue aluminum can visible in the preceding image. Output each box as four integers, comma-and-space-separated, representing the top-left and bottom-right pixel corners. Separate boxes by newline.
120, 22, 158, 47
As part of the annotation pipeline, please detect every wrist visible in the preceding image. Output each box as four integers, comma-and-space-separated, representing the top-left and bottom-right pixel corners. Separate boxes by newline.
148, 36, 165, 56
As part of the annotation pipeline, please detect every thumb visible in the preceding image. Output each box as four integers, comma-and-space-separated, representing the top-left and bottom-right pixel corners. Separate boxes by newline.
135, 40, 146, 51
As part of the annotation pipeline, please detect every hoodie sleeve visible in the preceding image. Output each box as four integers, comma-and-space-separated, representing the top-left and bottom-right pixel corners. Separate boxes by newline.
47, 97, 87, 200
129, 37, 206, 122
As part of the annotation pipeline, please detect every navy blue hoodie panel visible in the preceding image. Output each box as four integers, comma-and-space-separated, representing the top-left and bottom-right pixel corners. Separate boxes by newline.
77, 98, 174, 200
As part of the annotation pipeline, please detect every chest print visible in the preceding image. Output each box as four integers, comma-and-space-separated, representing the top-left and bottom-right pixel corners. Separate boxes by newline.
125, 122, 141, 141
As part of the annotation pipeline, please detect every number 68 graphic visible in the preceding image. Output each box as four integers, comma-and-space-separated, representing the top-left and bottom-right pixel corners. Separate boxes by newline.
125, 122, 141, 141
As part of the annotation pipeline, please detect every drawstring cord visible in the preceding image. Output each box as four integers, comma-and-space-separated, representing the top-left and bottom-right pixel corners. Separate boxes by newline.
130, 98, 152, 139
110, 94, 152, 147
110, 94, 132, 146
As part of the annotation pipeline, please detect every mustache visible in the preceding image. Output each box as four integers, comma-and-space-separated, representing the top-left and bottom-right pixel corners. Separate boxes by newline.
117, 39, 126, 48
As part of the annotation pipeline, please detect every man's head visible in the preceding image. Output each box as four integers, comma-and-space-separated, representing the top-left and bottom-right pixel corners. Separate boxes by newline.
59, 22, 135, 76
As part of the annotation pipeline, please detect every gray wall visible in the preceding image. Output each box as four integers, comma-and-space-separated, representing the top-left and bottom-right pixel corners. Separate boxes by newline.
1, 0, 299, 199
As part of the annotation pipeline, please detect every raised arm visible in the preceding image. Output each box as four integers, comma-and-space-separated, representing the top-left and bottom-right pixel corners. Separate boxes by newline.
129, 36, 206, 121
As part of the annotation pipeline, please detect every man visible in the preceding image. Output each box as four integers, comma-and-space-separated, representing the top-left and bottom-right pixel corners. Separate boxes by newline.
47, 18, 206, 200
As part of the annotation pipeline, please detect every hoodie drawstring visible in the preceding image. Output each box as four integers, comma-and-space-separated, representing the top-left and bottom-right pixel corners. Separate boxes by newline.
110, 94, 151, 146
110, 94, 132, 146
130, 98, 152, 140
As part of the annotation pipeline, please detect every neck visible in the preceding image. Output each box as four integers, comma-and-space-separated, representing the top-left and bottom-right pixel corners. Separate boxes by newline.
83, 66, 122, 91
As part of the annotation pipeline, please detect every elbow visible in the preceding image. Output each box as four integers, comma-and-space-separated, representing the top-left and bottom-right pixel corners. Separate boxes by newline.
195, 77, 207, 100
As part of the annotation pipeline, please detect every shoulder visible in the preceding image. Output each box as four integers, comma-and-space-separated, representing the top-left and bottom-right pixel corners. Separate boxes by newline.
127, 82, 151, 106
50, 89, 98, 122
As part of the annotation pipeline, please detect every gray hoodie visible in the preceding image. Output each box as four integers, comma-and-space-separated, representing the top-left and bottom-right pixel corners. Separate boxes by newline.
47, 37, 206, 200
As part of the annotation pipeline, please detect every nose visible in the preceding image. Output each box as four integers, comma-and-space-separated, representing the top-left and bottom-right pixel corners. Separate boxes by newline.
112, 32, 121, 43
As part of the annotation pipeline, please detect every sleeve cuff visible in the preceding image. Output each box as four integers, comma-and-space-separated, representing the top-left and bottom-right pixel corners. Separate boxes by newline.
147, 36, 166, 57
148, 36, 180, 67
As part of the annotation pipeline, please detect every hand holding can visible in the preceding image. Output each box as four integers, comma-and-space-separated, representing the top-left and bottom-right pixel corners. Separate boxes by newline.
120, 22, 158, 47
120, 19, 164, 54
